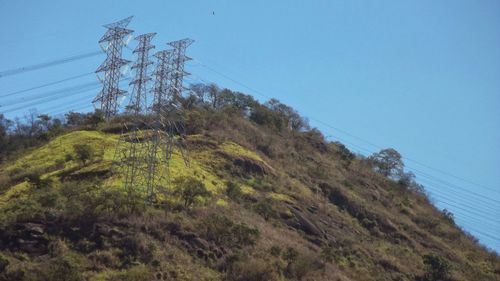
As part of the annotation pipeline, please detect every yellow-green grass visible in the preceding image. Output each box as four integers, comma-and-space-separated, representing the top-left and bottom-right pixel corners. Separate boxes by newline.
1, 130, 270, 205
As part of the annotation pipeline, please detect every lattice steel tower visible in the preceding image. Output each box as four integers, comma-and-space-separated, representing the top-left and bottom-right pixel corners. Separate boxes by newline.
128, 33, 156, 115
94, 16, 134, 120
167, 38, 194, 102
151, 50, 174, 115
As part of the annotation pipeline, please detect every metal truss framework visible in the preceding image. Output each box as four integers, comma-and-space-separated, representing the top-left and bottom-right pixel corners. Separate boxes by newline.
151, 50, 174, 115
93, 16, 134, 120
167, 38, 194, 102
128, 33, 156, 115
107, 28, 194, 205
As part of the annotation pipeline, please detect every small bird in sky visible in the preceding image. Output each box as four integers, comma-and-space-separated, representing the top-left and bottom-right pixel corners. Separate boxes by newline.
212, 11, 215, 15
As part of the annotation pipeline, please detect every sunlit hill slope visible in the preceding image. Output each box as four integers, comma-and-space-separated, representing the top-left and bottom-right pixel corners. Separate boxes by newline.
0, 89, 498, 281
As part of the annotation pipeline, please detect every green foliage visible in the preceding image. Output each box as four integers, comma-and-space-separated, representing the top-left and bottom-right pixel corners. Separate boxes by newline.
246, 178, 273, 192
44, 241, 85, 281
173, 176, 211, 209
105, 264, 154, 281
225, 257, 280, 281
73, 144, 95, 165
369, 148, 404, 178
320, 242, 337, 263
0, 254, 8, 273
202, 214, 259, 248
334, 141, 355, 162
281, 247, 319, 280
253, 199, 277, 221
25, 170, 52, 189
441, 209, 455, 225
422, 253, 451, 281
225, 181, 243, 201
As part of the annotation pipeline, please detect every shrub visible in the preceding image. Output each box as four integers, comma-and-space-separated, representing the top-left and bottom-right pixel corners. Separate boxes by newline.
202, 214, 259, 248
334, 141, 355, 162
441, 209, 455, 225
269, 245, 282, 257
0, 254, 9, 273
231, 223, 260, 246
225, 181, 243, 201
281, 247, 319, 279
422, 253, 451, 281
44, 252, 85, 281
73, 144, 94, 165
253, 199, 277, 221
173, 177, 211, 209
320, 242, 337, 263
25, 170, 52, 189
109, 264, 154, 281
225, 258, 279, 281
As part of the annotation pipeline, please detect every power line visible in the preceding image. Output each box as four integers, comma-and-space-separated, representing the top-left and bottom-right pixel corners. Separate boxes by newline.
186, 62, 500, 244
191, 58, 499, 196
1, 81, 99, 107
186, 64, 500, 207
0, 51, 102, 78
0, 72, 94, 98
1, 84, 101, 114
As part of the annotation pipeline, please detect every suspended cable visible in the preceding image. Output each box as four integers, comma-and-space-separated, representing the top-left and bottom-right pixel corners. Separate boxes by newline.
0, 51, 103, 78
191, 58, 499, 195
0, 72, 94, 98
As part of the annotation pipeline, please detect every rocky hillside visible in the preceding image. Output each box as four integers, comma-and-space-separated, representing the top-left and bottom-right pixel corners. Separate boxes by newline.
0, 91, 498, 281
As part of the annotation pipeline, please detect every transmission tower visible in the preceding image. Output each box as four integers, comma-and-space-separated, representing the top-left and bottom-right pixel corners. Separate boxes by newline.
151, 50, 174, 115
127, 33, 156, 115
167, 38, 195, 101
93, 16, 134, 120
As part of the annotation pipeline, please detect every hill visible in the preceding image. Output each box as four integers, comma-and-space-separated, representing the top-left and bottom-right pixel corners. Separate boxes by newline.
0, 89, 499, 281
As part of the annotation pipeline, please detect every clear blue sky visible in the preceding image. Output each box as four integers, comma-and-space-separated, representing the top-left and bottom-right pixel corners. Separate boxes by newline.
1, 0, 499, 251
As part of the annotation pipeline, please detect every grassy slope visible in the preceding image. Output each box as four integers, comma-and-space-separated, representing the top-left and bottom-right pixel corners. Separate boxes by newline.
0, 124, 498, 281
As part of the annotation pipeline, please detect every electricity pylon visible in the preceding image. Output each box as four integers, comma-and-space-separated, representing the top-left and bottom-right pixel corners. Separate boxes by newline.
127, 33, 156, 115
151, 50, 174, 114
167, 38, 194, 101
93, 16, 134, 120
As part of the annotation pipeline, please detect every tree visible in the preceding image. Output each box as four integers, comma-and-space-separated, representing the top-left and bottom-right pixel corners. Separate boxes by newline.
65, 112, 85, 126
73, 144, 94, 165
37, 114, 51, 131
173, 177, 210, 209
265, 98, 309, 131
85, 110, 104, 129
0, 114, 12, 157
369, 148, 404, 178
441, 209, 455, 224
207, 83, 220, 109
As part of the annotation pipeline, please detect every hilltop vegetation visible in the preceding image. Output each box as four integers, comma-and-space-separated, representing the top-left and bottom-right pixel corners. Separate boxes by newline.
0, 85, 499, 281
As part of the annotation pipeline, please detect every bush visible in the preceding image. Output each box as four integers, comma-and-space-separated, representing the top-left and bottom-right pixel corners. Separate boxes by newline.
109, 264, 154, 281
44, 253, 85, 281
225, 181, 243, 201
73, 144, 94, 165
202, 214, 259, 248
422, 253, 451, 281
441, 209, 455, 225
225, 258, 280, 281
253, 199, 277, 221
0, 254, 9, 273
281, 247, 319, 279
173, 177, 211, 209
25, 170, 52, 189
334, 142, 355, 162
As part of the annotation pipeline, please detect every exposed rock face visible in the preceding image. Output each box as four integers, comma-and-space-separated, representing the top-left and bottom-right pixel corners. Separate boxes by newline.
0, 223, 48, 254
167, 223, 231, 263
233, 157, 267, 175
289, 208, 323, 237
